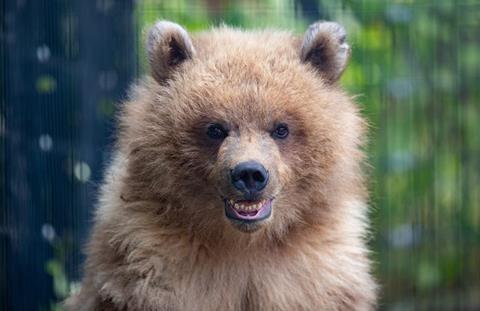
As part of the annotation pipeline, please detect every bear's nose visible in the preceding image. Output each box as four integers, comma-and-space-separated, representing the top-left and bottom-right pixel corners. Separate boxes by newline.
231, 161, 269, 195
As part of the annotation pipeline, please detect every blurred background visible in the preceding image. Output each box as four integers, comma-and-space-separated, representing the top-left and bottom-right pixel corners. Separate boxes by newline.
1, 0, 479, 310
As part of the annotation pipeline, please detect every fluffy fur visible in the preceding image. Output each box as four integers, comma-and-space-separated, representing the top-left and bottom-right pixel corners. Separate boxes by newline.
66, 21, 377, 310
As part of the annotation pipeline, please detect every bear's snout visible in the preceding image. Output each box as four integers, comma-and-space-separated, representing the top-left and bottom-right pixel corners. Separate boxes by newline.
230, 161, 269, 198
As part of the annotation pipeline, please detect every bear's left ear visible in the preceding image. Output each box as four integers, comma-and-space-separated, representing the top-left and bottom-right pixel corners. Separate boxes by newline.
147, 20, 195, 84
300, 21, 350, 83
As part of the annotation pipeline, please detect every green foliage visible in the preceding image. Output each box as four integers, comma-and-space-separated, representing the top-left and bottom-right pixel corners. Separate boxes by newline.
45, 237, 78, 311
36, 75, 57, 94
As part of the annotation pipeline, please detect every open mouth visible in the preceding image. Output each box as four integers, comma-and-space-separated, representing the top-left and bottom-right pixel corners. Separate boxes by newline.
224, 198, 272, 222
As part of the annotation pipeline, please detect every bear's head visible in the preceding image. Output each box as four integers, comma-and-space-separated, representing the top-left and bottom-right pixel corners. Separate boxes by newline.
119, 21, 365, 240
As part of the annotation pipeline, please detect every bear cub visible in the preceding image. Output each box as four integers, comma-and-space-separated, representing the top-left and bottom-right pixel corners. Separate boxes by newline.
66, 20, 377, 311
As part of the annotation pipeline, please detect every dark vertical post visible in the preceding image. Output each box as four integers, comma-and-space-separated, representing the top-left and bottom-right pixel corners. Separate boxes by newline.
294, 0, 325, 22
1, 0, 135, 309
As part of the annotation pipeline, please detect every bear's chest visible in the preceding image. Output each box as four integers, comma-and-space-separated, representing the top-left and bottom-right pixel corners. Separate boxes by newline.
171, 254, 323, 311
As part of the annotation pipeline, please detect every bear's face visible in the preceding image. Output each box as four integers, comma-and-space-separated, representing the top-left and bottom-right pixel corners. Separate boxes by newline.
121, 21, 362, 236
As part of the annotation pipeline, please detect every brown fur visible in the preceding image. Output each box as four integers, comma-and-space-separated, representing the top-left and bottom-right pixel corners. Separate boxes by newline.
66, 21, 377, 310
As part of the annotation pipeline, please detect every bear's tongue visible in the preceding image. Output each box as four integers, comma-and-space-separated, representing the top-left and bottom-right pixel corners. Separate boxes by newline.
237, 210, 259, 217
224, 199, 272, 222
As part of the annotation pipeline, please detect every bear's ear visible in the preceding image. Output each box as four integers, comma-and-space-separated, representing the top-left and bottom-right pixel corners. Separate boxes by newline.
147, 21, 195, 84
300, 21, 350, 83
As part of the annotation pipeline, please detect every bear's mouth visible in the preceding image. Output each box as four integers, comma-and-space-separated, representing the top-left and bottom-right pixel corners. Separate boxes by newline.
224, 198, 272, 222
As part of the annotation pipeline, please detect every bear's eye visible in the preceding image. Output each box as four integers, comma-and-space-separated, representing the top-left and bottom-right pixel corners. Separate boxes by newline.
271, 123, 289, 139
206, 123, 228, 140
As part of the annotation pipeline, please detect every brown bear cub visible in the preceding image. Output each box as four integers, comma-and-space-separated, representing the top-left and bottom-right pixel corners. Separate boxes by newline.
66, 20, 377, 310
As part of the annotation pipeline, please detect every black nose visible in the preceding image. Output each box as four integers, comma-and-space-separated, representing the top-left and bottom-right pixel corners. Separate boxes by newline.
231, 161, 269, 195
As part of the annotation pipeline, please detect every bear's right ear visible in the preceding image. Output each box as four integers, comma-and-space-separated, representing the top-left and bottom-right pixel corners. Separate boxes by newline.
147, 21, 195, 84
300, 21, 350, 83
